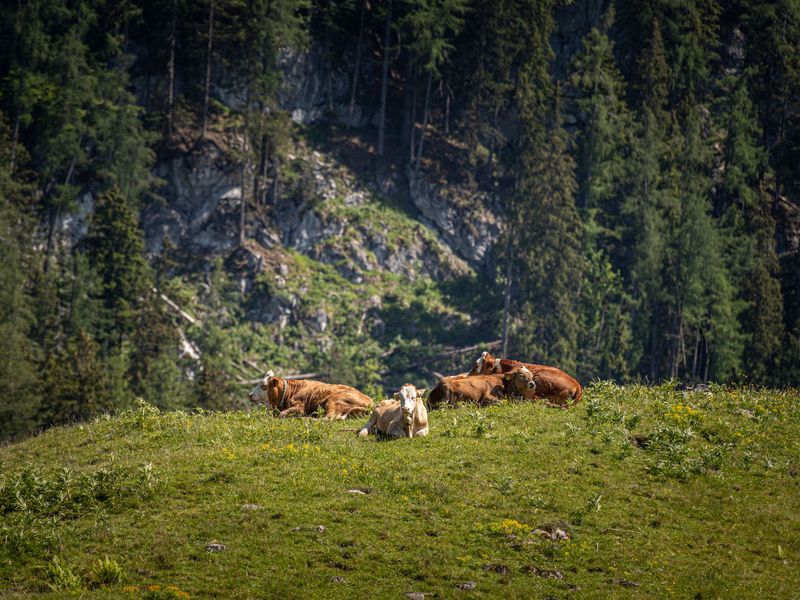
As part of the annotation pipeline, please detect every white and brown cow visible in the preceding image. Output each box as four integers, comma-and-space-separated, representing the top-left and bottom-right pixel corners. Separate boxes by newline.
357, 383, 428, 438
249, 371, 373, 419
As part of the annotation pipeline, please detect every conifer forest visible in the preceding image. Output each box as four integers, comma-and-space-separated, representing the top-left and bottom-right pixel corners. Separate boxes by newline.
2, 0, 800, 438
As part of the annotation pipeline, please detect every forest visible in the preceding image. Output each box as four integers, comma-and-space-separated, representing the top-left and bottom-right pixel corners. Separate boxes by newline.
1, 0, 799, 439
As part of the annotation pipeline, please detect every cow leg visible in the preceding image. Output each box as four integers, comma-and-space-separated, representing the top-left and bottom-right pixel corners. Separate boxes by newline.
385, 417, 407, 438
278, 405, 304, 418
324, 401, 347, 420
358, 410, 378, 437
414, 425, 429, 437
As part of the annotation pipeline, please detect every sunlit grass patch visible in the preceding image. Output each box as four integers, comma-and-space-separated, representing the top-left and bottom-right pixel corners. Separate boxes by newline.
1, 384, 798, 598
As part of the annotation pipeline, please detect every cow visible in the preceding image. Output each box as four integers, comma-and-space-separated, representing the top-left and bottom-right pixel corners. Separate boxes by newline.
357, 383, 428, 438
468, 351, 583, 406
248, 371, 373, 419
427, 366, 536, 409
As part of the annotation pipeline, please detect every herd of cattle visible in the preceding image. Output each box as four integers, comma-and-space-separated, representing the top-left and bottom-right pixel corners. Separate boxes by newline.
248, 351, 583, 439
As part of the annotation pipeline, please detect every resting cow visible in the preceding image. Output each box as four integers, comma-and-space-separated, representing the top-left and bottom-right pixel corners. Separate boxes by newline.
248, 371, 372, 419
427, 366, 536, 409
357, 383, 428, 438
469, 351, 582, 406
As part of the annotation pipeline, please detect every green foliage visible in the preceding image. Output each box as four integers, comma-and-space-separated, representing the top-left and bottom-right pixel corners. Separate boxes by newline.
84, 187, 150, 342
91, 556, 124, 587
45, 556, 83, 592
39, 330, 113, 427
0, 115, 41, 439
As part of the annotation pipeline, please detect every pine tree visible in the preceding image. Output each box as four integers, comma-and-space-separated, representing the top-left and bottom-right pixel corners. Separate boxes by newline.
129, 289, 187, 409
0, 113, 42, 439
83, 187, 150, 344
39, 330, 112, 427
714, 74, 784, 382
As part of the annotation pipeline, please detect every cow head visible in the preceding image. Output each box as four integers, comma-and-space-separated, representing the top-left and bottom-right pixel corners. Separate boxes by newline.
470, 351, 500, 376
249, 370, 283, 408
393, 384, 425, 435
504, 366, 536, 395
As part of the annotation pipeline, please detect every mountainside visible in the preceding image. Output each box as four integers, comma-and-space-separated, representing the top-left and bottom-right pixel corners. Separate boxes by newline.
3, 0, 800, 438
1, 384, 798, 598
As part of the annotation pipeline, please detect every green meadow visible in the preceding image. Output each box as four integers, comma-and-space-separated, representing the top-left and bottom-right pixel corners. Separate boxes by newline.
1, 383, 798, 599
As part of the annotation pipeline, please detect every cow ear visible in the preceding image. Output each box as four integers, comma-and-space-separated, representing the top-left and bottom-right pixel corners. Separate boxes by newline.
392, 392, 401, 400
416, 388, 426, 397
271, 378, 280, 387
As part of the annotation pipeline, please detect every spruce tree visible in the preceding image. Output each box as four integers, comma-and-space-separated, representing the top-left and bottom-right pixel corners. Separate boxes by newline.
84, 187, 150, 344
715, 74, 784, 382
0, 114, 42, 439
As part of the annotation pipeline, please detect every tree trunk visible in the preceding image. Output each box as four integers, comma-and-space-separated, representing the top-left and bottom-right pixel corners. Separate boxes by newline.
347, 0, 367, 130
44, 149, 80, 272
270, 156, 280, 204
377, 0, 393, 156
9, 63, 25, 173
240, 85, 250, 248
44, 205, 60, 273
167, 0, 177, 138
409, 68, 417, 164
10, 0, 24, 172
325, 12, 334, 114
202, 0, 215, 139
444, 81, 451, 135
239, 162, 246, 248
649, 316, 658, 382
413, 70, 433, 174
501, 225, 515, 357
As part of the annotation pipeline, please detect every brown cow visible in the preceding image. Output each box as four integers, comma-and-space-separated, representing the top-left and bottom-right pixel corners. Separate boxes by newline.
248, 371, 373, 418
468, 351, 582, 406
427, 366, 536, 409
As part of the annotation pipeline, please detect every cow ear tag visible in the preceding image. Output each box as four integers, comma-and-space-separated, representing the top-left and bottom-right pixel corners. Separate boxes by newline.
504, 374, 511, 381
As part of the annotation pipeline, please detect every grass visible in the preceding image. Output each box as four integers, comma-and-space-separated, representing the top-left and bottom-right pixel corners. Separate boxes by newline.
1, 383, 798, 598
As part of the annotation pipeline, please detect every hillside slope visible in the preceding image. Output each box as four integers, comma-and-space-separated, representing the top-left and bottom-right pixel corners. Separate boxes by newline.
1, 384, 798, 599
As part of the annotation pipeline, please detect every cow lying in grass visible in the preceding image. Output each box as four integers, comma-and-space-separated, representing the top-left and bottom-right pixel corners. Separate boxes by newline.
357, 383, 428, 438
248, 371, 373, 419
427, 366, 536, 409
469, 351, 582, 406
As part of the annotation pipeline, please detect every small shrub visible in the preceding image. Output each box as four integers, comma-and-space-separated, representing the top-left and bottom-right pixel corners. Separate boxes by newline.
45, 556, 83, 591
466, 410, 492, 438
92, 556, 124, 586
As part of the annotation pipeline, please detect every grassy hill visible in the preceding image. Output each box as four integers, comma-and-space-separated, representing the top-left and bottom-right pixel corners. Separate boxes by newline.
1, 383, 798, 599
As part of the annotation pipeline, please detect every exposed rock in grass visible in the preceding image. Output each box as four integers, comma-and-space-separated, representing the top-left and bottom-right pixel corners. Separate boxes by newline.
241, 504, 263, 511
405, 593, 426, 599
483, 563, 510, 574
610, 578, 640, 587
291, 525, 326, 533
330, 576, 346, 584
346, 487, 372, 495
532, 522, 570, 541
521, 566, 564, 579
456, 581, 476, 590
205, 541, 226, 552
